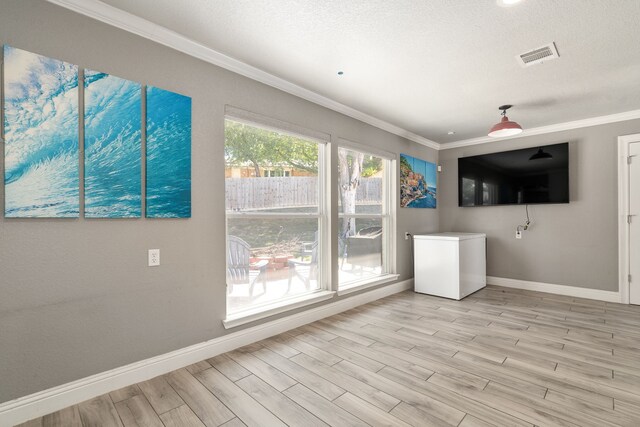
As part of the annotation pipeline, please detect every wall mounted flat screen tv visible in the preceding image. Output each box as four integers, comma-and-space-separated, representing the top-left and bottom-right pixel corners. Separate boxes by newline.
458, 143, 569, 206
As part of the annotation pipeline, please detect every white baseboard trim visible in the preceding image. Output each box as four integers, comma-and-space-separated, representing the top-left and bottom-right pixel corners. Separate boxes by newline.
0, 279, 412, 427
487, 276, 622, 303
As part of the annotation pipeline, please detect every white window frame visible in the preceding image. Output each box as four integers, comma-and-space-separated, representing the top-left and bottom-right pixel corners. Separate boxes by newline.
223, 107, 334, 327
336, 138, 398, 294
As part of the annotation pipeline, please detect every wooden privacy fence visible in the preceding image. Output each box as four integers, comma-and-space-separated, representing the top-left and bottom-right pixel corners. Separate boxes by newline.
226, 177, 382, 210
356, 178, 383, 206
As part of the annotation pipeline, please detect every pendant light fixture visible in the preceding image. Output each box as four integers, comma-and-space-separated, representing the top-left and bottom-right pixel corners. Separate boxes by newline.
488, 105, 523, 138
529, 147, 553, 160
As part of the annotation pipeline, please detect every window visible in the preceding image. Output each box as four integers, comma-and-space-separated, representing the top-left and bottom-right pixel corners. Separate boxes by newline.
461, 177, 498, 206
338, 146, 393, 290
264, 169, 291, 177
223, 109, 397, 324
483, 182, 499, 205
224, 118, 327, 317
462, 177, 475, 206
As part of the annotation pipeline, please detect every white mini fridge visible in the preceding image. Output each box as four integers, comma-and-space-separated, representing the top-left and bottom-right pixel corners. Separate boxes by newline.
413, 232, 486, 300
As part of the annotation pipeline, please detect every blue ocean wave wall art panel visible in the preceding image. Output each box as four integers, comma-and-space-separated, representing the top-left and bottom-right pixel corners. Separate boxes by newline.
400, 154, 437, 209
3, 45, 79, 217
145, 86, 192, 218
84, 70, 142, 218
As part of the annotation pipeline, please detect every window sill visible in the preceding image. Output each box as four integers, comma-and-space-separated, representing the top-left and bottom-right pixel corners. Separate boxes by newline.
223, 290, 336, 329
337, 274, 401, 296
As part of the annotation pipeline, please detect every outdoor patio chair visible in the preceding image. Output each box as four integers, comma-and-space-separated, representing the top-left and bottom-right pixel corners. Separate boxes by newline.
227, 235, 268, 295
345, 226, 383, 270
287, 239, 318, 291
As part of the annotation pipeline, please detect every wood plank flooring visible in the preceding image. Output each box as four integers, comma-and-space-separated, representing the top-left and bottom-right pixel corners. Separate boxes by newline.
16, 285, 640, 426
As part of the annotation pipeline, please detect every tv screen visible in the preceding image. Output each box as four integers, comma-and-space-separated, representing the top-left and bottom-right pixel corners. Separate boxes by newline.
458, 143, 569, 207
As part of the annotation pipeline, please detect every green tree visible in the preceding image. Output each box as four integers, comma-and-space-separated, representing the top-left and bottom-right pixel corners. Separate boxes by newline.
225, 120, 384, 239
361, 155, 382, 178
225, 121, 317, 176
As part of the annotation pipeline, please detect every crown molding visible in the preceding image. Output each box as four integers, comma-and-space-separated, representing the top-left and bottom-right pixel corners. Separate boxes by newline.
442, 109, 640, 150
45, 0, 440, 150
42, 1, 640, 152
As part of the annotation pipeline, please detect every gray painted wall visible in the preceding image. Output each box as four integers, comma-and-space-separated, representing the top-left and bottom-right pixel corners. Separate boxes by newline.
439, 119, 640, 292
0, 1, 438, 402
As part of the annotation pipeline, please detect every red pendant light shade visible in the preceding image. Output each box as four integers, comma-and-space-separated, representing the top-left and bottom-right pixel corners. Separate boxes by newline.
488, 105, 523, 138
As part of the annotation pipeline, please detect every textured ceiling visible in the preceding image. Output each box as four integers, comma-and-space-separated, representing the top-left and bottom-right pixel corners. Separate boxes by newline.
99, 0, 640, 143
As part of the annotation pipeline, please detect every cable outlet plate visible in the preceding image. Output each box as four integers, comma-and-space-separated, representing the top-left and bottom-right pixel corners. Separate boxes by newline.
148, 249, 160, 266
404, 232, 411, 240
516, 230, 522, 239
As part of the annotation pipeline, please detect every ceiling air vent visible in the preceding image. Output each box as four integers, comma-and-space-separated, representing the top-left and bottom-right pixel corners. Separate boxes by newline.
516, 42, 559, 67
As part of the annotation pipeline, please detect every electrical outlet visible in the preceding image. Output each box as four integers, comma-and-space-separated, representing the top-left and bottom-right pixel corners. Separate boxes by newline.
516, 230, 522, 239
148, 249, 160, 266
404, 232, 411, 240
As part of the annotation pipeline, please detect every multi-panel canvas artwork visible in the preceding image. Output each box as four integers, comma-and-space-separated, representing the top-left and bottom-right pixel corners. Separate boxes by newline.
84, 70, 142, 218
3, 45, 79, 217
400, 154, 437, 208
145, 86, 192, 218
2, 46, 192, 219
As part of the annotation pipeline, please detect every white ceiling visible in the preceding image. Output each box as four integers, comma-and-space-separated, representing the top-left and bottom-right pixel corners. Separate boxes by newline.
97, 0, 640, 144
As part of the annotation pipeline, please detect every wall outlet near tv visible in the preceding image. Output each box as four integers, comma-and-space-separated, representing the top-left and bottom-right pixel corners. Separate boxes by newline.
516, 230, 522, 239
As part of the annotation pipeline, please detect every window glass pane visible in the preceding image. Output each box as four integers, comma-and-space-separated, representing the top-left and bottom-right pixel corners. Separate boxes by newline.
339, 218, 384, 286
227, 218, 320, 314
483, 182, 499, 205
225, 119, 319, 213
338, 148, 384, 214
225, 118, 323, 316
462, 177, 475, 206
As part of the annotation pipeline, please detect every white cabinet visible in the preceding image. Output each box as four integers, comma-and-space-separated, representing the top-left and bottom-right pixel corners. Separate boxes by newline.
413, 232, 486, 300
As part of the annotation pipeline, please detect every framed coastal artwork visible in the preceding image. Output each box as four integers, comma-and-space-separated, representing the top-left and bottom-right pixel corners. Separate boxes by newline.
400, 154, 437, 208
145, 86, 192, 218
84, 70, 142, 218
3, 45, 79, 217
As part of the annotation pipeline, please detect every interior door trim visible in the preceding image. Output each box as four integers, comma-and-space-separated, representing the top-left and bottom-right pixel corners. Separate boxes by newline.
618, 133, 640, 304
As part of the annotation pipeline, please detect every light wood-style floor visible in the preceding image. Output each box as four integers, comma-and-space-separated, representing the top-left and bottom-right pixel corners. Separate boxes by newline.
17, 285, 640, 427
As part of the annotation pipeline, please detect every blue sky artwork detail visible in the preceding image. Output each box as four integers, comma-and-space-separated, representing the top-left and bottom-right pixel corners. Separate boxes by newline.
400, 154, 437, 209
146, 86, 192, 218
84, 70, 142, 218
3, 45, 79, 217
